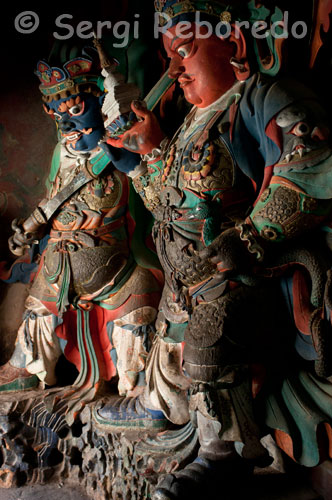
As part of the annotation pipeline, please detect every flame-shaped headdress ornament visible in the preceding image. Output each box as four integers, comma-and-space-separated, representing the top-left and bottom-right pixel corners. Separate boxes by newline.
35, 45, 103, 99
154, 0, 234, 27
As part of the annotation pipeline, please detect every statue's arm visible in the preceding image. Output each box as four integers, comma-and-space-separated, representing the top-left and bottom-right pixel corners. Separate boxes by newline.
247, 99, 332, 244
104, 101, 168, 212
7, 144, 61, 256
201, 95, 332, 275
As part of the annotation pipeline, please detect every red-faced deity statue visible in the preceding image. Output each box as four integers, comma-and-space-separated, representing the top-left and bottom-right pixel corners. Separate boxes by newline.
163, 24, 237, 108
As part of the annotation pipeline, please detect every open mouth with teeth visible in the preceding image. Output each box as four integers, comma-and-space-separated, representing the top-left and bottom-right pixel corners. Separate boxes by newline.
61, 128, 93, 145
285, 144, 311, 162
63, 132, 82, 143
280, 143, 331, 166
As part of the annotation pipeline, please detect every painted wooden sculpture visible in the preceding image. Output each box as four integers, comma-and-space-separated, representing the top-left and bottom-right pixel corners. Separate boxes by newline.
0, 1, 332, 498
0, 40, 164, 426
91, 1, 332, 498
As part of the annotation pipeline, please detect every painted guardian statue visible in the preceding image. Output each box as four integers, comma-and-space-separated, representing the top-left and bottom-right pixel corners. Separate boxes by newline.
0, 41, 163, 421
91, 1, 332, 498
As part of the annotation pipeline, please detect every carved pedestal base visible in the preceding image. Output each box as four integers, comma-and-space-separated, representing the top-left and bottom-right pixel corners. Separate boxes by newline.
0, 389, 198, 499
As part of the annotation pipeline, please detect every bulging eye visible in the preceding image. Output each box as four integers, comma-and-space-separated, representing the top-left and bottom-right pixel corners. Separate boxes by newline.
176, 42, 193, 59
290, 121, 311, 137
68, 102, 85, 116
54, 112, 62, 120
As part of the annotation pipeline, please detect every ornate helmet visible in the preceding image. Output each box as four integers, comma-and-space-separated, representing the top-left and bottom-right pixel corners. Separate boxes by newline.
154, 0, 244, 28
154, 0, 289, 77
35, 42, 104, 102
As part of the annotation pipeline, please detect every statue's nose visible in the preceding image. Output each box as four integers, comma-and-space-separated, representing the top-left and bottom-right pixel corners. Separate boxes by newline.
59, 119, 76, 132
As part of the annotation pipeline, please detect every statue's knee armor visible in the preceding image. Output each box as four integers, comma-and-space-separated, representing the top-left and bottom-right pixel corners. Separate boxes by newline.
183, 342, 236, 382
183, 286, 261, 382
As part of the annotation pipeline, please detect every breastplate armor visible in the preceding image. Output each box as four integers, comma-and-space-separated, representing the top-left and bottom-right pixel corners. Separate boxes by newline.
153, 113, 240, 289
45, 163, 130, 298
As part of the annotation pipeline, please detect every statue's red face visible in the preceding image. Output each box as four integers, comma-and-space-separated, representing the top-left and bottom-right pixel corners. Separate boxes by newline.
163, 24, 236, 108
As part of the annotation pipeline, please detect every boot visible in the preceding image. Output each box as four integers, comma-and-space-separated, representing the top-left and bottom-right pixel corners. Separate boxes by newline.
153, 410, 269, 500
0, 362, 39, 392
93, 394, 169, 431
153, 453, 253, 500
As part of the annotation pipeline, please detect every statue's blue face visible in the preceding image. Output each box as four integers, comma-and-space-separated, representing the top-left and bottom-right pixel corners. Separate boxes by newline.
47, 92, 105, 152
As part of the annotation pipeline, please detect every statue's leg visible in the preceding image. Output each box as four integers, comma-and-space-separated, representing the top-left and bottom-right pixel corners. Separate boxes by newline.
93, 333, 190, 431
143, 333, 191, 425
93, 285, 191, 430
153, 380, 271, 500
110, 306, 157, 396
153, 284, 279, 499
153, 410, 256, 500
0, 295, 62, 391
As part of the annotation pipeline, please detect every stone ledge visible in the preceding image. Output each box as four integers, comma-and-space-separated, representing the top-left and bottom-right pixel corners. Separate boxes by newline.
0, 388, 326, 500
0, 388, 198, 499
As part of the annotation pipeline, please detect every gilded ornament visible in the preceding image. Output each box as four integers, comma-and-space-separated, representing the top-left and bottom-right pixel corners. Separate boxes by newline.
206, 4, 215, 16
220, 10, 232, 23
162, 145, 176, 182
260, 226, 279, 240
159, 14, 167, 26
182, 143, 215, 181
260, 188, 270, 203
154, 0, 167, 12
80, 174, 122, 210
56, 211, 77, 226
181, 0, 195, 13
165, 6, 175, 17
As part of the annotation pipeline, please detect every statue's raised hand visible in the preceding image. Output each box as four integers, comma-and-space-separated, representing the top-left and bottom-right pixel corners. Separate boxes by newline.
8, 206, 48, 257
106, 101, 165, 156
8, 218, 39, 256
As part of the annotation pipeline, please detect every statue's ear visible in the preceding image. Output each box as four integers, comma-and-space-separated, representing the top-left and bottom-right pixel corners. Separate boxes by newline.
228, 24, 251, 81
43, 103, 55, 119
